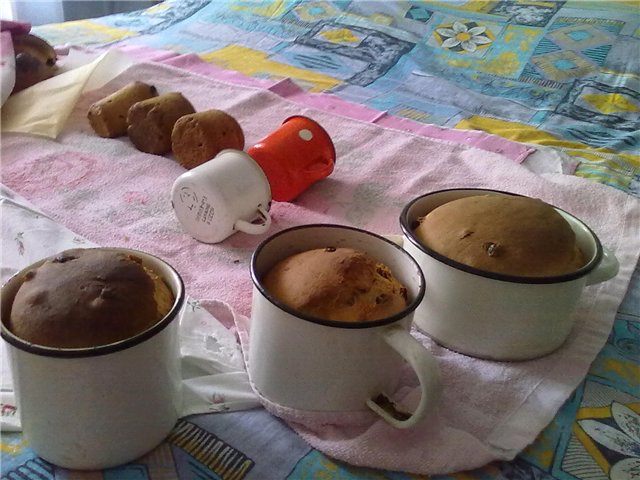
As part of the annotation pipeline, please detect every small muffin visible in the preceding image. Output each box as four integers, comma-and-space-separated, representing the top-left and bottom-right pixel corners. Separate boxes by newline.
413, 194, 585, 277
127, 92, 195, 154
171, 109, 245, 169
11, 33, 57, 94
263, 247, 408, 322
88, 81, 158, 138
8, 249, 174, 348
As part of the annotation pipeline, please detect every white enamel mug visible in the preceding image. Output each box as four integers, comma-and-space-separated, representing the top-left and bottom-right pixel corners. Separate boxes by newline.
0, 248, 185, 470
400, 188, 620, 361
171, 149, 272, 244
248, 225, 441, 429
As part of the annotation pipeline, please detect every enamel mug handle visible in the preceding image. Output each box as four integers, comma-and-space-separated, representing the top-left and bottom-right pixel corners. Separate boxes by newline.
586, 246, 619, 286
234, 204, 272, 235
366, 324, 441, 429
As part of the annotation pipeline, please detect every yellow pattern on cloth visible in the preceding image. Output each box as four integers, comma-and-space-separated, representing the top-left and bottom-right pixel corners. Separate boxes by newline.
320, 28, 362, 45
36, 19, 136, 45
229, 0, 289, 18
572, 403, 640, 477
583, 93, 640, 114
457, 116, 640, 190
199, 45, 341, 93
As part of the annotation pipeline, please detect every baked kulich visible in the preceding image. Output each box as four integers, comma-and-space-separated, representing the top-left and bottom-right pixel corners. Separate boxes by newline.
171, 109, 245, 169
263, 247, 408, 322
126, 92, 195, 154
88, 81, 158, 138
11, 33, 57, 94
8, 249, 174, 348
413, 194, 585, 277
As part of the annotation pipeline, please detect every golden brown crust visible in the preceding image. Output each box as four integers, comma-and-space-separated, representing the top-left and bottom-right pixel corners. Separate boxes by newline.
11, 34, 58, 94
414, 195, 585, 277
8, 249, 174, 348
127, 92, 195, 154
171, 109, 245, 169
88, 81, 158, 138
263, 247, 408, 322
146, 265, 174, 318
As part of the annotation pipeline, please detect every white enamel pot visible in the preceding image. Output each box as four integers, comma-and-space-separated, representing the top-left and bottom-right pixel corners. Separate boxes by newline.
0, 248, 185, 469
171, 149, 272, 244
400, 188, 619, 361
249, 224, 441, 428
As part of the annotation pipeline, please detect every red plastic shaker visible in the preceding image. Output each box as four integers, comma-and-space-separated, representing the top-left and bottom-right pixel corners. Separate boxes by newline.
247, 116, 336, 202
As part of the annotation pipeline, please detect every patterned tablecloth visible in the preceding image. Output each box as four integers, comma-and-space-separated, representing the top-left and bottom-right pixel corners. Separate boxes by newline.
31, 0, 639, 194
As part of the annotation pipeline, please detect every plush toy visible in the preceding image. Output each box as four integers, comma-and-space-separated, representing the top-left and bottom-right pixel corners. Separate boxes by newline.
11, 32, 58, 94
0, 20, 57, 103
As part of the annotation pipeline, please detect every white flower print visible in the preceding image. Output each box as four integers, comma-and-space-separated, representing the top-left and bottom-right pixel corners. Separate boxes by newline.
507, 6, 547, 25
579, 402, 640, 480
436, 21, 492, 53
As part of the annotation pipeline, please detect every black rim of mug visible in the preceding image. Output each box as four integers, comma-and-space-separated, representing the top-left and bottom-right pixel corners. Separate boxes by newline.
399, 187, 604, 285
0, 248, 185, 358
251, 223, 426, 329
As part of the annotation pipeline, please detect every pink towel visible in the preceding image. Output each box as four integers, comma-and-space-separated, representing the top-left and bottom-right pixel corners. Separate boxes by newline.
96, 45, 536, 163
2, 61, 639, 474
